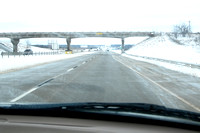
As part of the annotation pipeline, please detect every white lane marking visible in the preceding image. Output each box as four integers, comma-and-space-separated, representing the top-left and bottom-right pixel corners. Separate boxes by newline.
11, 57, 93, 103
10, 87, 39, 102
67, 68, 74, 72
10, 67, 75, 103
113, 56, 200, 112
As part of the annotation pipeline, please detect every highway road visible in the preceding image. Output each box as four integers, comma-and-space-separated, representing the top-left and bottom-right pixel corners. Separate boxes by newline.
0, 51, 200, 113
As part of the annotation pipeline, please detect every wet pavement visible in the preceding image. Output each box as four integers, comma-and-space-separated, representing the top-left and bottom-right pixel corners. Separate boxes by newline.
0, 51, 200, 113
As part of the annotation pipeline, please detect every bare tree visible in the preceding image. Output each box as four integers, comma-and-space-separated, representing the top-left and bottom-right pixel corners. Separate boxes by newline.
173, 23, 191, 37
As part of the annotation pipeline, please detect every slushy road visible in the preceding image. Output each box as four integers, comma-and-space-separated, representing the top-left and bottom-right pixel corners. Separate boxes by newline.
0, 51, 200, 113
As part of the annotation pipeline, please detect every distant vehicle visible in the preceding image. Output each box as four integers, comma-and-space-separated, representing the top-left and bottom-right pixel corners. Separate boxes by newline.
23, 49, 33, 55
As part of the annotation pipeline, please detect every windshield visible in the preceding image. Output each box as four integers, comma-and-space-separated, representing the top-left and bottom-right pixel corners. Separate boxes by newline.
0, 0, 200, 117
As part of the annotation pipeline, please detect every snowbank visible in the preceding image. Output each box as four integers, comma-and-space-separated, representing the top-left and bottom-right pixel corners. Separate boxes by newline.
123, 54, 200, 78
126, 36, 200, 65
0, 52, 96, 73
112, 35, 200, 77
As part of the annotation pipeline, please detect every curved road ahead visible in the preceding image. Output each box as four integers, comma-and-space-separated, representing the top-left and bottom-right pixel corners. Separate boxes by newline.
0, 51, 200, 113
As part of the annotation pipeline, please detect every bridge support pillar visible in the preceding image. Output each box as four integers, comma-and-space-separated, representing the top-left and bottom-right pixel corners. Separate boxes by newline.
121, 38, 125, 53
11, 38, 20, 53
66, 38, 71, 51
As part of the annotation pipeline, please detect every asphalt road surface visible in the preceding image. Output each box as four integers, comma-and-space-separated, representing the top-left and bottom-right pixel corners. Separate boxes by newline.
0, 51, 200, 113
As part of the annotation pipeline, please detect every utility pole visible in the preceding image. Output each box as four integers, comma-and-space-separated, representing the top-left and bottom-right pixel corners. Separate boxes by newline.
188, 21, 191, 32
188, 21, 191, 37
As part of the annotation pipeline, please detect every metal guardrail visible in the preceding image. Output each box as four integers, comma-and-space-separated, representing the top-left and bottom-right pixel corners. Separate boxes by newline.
0, 49, 91, 58
1, 51, 64, 58
126, 54, 200, 69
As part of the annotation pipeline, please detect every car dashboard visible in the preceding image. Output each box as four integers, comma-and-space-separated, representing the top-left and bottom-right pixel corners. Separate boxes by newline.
0, 115, 199, 133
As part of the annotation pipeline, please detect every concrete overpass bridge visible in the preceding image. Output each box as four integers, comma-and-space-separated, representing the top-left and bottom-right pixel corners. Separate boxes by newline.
0, 32, 156, 53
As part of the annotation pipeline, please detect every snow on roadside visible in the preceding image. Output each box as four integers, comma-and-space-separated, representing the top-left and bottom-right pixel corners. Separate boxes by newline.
123, 54, 200, 78
0, 40, 98, 73
112, 50, 121, 54
0, 52, 96, 73
112, 35, 200, 78
126, 36, 200, 65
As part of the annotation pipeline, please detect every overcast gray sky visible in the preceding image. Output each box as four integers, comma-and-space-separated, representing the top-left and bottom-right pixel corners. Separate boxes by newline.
0, 0, 199, 32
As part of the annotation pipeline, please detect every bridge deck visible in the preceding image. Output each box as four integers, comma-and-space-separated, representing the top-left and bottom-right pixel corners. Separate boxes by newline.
0, 32, 155, 39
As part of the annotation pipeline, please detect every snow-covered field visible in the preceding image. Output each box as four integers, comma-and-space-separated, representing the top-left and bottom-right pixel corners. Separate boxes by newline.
113, 35, 200, 77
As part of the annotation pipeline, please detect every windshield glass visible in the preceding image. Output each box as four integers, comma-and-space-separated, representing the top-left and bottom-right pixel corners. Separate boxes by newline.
0, 0, 200, 115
